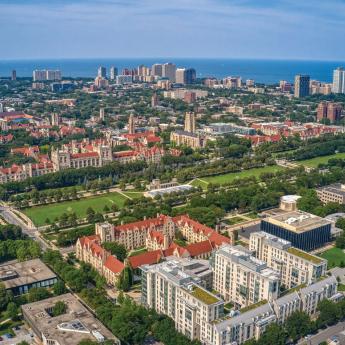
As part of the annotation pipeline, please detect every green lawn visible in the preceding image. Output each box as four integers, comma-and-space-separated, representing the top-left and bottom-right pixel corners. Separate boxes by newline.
297, 152, 345, 168
190, 178, 209, 190
318, 247, 345, 268
122, 191, 144, 199
202, 165, 285, 185
223, 216, 246, 226
23, 192, 128, 226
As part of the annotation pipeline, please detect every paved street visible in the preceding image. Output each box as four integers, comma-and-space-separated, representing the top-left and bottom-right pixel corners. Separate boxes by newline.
298, 321, 345, 345
0, 205, 49, 251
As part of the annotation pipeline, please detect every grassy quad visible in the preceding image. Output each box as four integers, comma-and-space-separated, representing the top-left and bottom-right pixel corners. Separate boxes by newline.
23, 191, 128, 226
318, 247, 345, 268
296, 152, 345, 168
199, 165, 285, 186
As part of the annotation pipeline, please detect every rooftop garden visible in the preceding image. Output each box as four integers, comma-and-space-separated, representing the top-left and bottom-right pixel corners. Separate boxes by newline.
287, 247, 323, 264
240, 299, 267, 313
191, 286, 219, 305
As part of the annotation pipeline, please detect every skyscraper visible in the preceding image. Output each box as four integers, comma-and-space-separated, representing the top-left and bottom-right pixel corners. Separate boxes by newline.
184, 112, 196, 133
98, 66, 107, 78
151, 64, 163, 77
294, 75, 310, 98
175, 68, 186, 84
128, 114, 135, 134
110, 66, 118, 80
11, 70, 17, 81
162, 63, 176, 82
185, 68, 196, 84
332, 67, 345, 94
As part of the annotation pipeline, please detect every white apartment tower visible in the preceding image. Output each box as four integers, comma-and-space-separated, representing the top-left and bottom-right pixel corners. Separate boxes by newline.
250, 232, 327, 289
213, 245, 280, 308
332, 67, 345, 94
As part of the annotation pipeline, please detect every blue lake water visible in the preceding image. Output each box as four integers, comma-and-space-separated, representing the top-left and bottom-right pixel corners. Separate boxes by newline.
0, 58, 344, 84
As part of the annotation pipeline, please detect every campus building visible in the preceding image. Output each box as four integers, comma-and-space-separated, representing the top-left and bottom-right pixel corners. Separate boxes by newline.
250, 232, 327, 289
316, 183, 345, 204
95, 214, 230, 251
22, 293, 120, 345
213, 245, 280, 308
141, 259, 224, 343
141, 258, 340, 345
260, 210, 332, 251
76, 235, 124, 286
0, 259, 57, 296
211, 275, 340, 345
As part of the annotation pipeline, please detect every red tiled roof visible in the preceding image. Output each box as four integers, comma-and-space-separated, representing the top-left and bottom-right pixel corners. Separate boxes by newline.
104, 255, 124, 274
147, 230, 164, 244
70, 152, 99, 159
185, 240, 214, 256
128, 249, 163, 269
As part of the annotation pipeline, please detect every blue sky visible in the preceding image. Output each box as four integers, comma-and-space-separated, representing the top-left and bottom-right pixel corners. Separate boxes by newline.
1, 0, 345, 60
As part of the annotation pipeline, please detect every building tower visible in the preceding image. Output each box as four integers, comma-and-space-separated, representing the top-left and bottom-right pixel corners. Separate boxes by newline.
99, 108, 105, 121
332, 67, 345, 94
51, 113, 60, 126
185, 68, 196, 84
98, 66, 107, 79
128, 114, 135, 134
317, 102, 343, 123
175, 68, 186, 84
151, 93, 158, 108
162, 63, 176, 82
184, 112, 196, 133
294, 75, 310, 98
11, 70, 17, 81
110, 66, 118, 80
151, 64, 163, 77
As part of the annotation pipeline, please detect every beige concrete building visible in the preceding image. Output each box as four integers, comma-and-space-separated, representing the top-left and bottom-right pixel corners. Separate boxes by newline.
141, 259, 224, 343
316, 183, 345, 204
250, 231, 327, 289
213, 245, 280, 308
22, 293, 120, 345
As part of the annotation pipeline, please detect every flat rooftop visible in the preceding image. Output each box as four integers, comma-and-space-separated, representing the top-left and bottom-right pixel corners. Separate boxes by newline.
264, 211, 331, 233
0, 259, 57, 289
22, 293, 118, 345
217, 245, 279, 281
318, 183, 345, 197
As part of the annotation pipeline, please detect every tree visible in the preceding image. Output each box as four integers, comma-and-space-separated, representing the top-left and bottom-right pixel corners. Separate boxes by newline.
52, 301, 67, 316
116, 267, 133, 292
6, 302, 18, 320
27, 287, 51, 303
317, 300, 341, 327
53, 280, 67, 296
285, 311, 312, 342
103, 242, 127, 261
0, 283, 13, 311
86, 207, 95, 223
257, 323, 287, 345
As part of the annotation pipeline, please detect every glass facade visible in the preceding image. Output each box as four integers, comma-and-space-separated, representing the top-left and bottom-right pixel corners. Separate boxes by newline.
260, 220, 331, 251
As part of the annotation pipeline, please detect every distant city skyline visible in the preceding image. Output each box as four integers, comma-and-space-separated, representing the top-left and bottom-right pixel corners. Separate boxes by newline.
1, 0, 345, 61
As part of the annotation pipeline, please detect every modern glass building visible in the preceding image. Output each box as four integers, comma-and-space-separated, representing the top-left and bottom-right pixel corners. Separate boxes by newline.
260, 211, 331, 251
0, 258, 57, 296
